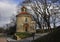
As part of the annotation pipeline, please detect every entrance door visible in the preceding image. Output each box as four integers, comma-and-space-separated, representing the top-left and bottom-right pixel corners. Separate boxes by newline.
25, 26, 28, 32
23, 23, 29, 32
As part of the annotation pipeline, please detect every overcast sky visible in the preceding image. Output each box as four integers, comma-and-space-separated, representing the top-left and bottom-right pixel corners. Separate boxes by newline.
0, 0, 60, 28
0, 0, 24, 27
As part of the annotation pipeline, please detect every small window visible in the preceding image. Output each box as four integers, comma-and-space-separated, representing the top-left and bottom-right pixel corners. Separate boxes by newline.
25, 18, 28, 22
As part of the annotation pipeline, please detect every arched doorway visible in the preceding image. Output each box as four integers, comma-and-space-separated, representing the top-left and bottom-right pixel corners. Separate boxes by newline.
23, 23, 29, 32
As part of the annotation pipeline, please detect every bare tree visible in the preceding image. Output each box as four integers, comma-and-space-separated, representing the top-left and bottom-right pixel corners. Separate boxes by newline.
28, 0, 51, 32
28, 0, 59, 32
5, 15, 16, 35
18, 0, 59, 32
51, 5, 60, 28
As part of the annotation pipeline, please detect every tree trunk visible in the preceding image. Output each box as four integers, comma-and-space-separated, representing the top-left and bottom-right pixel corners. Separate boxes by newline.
47, 17, 51, 32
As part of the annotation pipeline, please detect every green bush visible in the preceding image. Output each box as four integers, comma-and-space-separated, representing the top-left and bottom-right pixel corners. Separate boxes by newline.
15, 32, 32, 39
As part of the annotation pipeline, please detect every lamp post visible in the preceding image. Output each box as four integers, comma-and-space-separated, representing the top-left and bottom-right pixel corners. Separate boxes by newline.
32, 28, 35, 42
31, 21, 36, 42
32, 32, 35, 42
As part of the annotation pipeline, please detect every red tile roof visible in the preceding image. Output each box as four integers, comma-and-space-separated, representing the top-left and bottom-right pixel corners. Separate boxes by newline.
20, 12, 28, 14
16, 6, 30, 17
16, 12, 30, 17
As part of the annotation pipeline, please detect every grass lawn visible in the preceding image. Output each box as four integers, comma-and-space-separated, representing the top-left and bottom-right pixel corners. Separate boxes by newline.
0, 33, 5, 37
15, 32, 32, 39
33, 27, 60, 42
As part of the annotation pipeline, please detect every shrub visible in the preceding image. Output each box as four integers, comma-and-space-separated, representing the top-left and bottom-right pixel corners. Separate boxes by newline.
15, 32, 32, 39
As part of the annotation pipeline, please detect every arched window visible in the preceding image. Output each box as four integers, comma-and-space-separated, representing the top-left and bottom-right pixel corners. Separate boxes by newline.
25, 18, 28, 22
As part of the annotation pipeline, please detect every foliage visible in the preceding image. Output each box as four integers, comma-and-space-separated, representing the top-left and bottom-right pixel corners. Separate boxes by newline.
5, 25, 16, 35
15, 32, 32, 39
0, 28, 5, 33
0, 34, 5, 37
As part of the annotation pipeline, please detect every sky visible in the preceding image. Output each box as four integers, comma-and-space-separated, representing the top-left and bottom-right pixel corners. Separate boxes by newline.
0, 0, 24, 27
0, 0, 60, 28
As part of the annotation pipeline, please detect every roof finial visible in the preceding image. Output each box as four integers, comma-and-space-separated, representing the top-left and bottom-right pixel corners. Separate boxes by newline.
21, 6, 27, 12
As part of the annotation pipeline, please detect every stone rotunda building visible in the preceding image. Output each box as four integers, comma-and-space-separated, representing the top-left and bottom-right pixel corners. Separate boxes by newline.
16, 6, 36, 33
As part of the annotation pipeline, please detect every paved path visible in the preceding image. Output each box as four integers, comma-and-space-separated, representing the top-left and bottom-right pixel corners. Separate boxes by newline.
0, 37, 7, 42
7, 33, 49, 42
